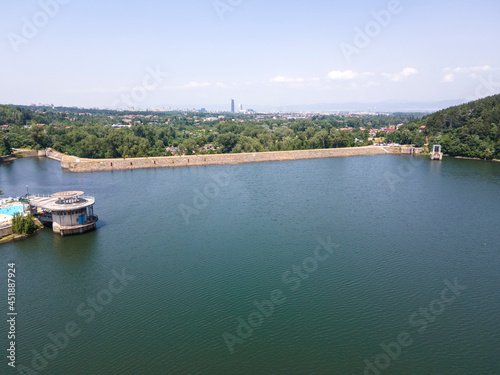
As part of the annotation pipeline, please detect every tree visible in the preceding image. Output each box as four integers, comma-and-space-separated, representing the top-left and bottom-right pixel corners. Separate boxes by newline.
181, 139, 197, 154
30, 125, 49, 150
11, 213, 37, 235
217, 133, 239, 153
79, 135, 102, 158
0, 136, 11, 156
413, 132, 425, 147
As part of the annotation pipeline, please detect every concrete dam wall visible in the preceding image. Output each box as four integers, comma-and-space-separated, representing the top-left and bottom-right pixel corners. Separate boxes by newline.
60, 146, 392, 172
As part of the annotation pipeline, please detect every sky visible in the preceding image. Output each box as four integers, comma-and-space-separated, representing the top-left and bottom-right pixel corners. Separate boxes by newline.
1, 0, 500, 111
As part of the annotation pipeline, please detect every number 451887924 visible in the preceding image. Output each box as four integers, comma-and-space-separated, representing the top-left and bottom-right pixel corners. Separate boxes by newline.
8, 263, 16, 312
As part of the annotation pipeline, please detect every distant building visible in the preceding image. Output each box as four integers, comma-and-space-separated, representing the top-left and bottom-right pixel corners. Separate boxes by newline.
166, 146, 180, 154
231, 99, 235, 113
239, 104, 243, 112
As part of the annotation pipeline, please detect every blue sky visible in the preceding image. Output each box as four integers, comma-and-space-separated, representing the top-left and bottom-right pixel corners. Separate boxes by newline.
1, 0, 499, 111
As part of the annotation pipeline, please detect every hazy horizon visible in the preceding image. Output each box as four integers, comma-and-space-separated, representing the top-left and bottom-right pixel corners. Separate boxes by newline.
1, 0, 499, 111
3, 98, 474, 114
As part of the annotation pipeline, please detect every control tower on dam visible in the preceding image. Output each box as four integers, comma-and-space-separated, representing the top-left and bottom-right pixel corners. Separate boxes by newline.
29, 191, 98, 236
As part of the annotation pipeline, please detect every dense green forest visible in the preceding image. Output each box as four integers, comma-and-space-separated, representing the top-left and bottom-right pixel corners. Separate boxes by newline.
0, 105, 416, 158
2, 95, 499, 160
387, 94, 500, 159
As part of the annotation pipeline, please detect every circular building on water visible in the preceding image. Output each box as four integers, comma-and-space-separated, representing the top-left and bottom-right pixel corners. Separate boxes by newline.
29, 191, 98, 236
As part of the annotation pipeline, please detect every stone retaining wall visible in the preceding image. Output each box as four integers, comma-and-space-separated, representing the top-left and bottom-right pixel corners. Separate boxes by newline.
13, 149, 39, 158
46, 148, 64, 161
61, 146, 392, 173
0, 225, 12, 239
401, 147, 425, 155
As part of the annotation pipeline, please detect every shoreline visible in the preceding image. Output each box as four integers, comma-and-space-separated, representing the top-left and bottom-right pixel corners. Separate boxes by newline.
451, 155, 500, 162
0, 216, 44, 244
0, 226, 44, 244
4, 147, 499, 173
60, 146, 396, 172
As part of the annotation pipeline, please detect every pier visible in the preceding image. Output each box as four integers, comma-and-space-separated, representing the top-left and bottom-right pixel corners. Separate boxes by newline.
430, 144, 443, 161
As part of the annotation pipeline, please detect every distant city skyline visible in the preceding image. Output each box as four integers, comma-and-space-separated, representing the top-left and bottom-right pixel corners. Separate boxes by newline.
1, 0, 499, 111
13, 98, 471, 114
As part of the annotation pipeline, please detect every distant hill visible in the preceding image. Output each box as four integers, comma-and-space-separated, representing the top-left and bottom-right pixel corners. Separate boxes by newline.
240, 99, 466, 113
424, 94, 500, 159
421, 94, 500, 132
389, 94, 500, 160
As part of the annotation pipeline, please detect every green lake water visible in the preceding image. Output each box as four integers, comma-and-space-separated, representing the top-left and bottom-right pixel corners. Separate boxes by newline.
1, 155, 499, 374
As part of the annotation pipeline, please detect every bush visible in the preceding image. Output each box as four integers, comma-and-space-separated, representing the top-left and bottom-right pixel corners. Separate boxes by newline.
11, 213, 37, 235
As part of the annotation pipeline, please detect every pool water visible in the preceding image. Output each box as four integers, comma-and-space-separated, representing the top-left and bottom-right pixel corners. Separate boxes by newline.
0, 205, 26, 216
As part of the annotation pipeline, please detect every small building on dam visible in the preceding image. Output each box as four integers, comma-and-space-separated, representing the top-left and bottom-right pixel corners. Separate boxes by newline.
29, 191, 98, 236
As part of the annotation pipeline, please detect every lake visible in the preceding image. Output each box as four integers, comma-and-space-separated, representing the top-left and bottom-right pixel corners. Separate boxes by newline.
1, 155, 499, 374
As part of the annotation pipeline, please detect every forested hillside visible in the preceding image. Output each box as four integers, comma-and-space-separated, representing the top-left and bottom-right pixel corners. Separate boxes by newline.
388, 94, 500, 159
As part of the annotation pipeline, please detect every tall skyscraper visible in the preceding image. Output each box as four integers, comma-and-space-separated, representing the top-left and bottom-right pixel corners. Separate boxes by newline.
231, 99, 235, 113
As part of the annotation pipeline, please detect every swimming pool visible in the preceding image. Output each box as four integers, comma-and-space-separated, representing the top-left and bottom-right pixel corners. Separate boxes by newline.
0, 205, 26, 216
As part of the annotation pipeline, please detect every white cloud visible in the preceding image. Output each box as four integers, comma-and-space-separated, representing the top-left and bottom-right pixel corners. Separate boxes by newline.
440, 66, 500, 84
270, 76, 306, 83
447, 65, 493, 73
441, 73, 455, 83
384, 67, 418, 82
366, 81, 380, 87
327, 69, 358, 81
163, 82, 212, 89
183, 81, 211, 88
